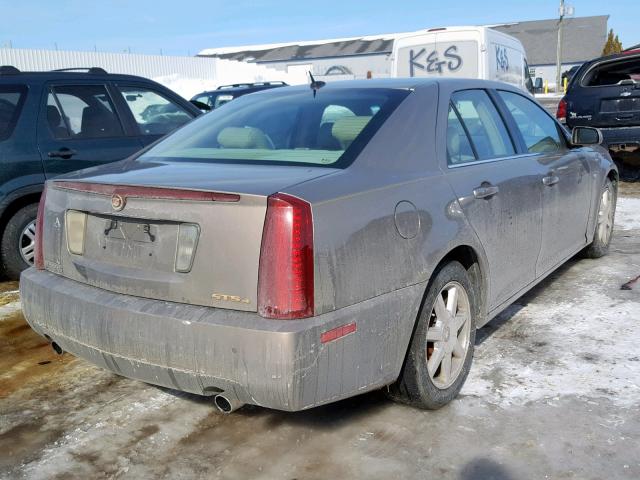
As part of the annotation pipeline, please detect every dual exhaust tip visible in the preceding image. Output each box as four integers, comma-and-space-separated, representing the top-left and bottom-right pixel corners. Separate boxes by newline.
47, 337, 244, 414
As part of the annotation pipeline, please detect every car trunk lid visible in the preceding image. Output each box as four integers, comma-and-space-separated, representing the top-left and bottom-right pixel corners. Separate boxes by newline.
41, 164, 335, 312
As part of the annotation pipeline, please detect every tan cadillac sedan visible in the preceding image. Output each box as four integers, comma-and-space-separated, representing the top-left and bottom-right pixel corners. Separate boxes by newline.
21, 79, 617, 412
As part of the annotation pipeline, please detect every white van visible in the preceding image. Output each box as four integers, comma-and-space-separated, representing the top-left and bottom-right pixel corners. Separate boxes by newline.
391, 26, 534, 93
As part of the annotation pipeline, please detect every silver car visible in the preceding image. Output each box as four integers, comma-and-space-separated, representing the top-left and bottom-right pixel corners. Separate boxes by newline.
21, 79, 617, 413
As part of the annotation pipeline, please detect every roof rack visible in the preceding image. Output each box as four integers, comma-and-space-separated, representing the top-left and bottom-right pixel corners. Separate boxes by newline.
216, 81, 287, 89
52, 67, 108, 74
0, 65, 21, 75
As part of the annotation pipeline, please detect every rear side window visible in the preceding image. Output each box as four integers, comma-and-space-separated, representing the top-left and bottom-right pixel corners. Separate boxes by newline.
48, 85, 123, 139
451, 90, 515, 160
446, 104, 476, 165
118, 86, 193, 135
0, 85, 27, 141
499, 91, 563, 154
212, 93, 234, 109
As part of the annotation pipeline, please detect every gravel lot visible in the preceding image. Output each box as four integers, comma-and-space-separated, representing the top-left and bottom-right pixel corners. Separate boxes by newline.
1, 184, 639, 480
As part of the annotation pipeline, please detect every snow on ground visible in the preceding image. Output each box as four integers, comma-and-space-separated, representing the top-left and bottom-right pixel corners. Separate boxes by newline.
616, 197, 640, 230
463, 285, 640, 407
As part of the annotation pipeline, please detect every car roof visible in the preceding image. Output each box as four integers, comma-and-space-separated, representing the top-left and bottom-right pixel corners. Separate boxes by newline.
230, 77, 524, 95
194, 83, 284, 97
582, 50, 640, 68
0, 69, 165, 84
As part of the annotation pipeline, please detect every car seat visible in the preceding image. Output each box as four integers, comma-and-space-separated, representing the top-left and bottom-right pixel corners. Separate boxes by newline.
217, 126, 273, 149
80, 105, 120, 137
46, 105, 69, 138
331, 116, 372, 149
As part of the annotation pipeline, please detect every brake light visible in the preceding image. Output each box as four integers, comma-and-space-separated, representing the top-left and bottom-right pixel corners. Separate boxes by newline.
556, 97, 567, 122
34, 185, 47, 270
258, 193, 314, 319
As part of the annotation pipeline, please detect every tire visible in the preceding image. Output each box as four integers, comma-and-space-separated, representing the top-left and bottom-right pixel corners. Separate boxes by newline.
1, 203, 39, 280
388, 261, 477, 409
583, 178, 616, 259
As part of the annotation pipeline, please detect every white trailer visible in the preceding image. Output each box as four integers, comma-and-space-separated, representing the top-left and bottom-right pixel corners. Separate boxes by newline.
391, 26, 534, 93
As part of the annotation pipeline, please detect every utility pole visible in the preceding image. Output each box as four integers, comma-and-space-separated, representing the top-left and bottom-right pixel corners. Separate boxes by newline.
555, 0, 565, 93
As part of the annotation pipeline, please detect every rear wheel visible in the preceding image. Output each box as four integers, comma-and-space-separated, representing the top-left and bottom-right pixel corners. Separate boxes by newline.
583, 178, 616, 259
1, 203, 39, 280
389, 261, 476, 409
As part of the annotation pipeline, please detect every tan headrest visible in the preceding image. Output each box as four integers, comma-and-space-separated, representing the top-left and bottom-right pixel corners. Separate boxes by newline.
217, 127, 272, 149
331, 116, 372, 148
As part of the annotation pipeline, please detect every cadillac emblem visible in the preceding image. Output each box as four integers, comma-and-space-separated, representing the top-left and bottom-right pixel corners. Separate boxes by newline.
111, 194, 125, 211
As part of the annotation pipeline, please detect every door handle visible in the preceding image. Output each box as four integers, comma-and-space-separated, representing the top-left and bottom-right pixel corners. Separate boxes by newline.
616, 113, 633, 120
542, 175, 559, 187
48, 148, 77, 159
473, 185, 499, 199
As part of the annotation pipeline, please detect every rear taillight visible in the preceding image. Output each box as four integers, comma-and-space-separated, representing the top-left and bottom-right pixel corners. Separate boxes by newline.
556, 97, 567, 123
34, 185, 47, 270
258, 193, 314, 319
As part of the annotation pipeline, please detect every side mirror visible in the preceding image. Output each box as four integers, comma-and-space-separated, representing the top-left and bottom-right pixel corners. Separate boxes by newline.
571, 126, 603, 146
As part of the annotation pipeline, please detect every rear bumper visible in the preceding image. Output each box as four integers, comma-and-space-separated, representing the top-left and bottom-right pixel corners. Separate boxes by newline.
598, 126, 640, 147
20, 269, 423, 411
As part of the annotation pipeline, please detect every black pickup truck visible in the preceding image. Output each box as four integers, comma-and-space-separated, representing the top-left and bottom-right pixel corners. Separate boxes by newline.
558, 49, 640, 179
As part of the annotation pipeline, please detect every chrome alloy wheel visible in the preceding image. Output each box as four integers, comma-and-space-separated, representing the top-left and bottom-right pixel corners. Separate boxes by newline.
596, 186, 614, 245
426, 281, 472, 389
19, 220, 36, 265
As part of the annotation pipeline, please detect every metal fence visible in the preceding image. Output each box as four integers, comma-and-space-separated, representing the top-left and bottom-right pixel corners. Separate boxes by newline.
0, 48, 301, 98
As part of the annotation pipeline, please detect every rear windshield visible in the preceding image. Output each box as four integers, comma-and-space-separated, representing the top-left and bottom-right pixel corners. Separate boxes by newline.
0, 85, 27, 141
139, 88, 410, 168
581, 56, 640, 86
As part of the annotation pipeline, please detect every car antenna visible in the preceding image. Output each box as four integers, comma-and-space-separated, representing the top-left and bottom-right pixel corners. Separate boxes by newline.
308, 71, 325, 98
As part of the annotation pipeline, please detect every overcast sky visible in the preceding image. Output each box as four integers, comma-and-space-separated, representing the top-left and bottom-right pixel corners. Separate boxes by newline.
0, 0, 636, 55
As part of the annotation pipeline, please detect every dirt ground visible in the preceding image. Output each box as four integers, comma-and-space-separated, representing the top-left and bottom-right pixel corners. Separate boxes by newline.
1, 184, 639, 480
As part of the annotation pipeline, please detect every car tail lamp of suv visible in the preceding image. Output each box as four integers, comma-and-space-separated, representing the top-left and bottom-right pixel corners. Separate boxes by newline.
556, 97, 567, 123
34, 185, 47, 270
258, 193, 314, 319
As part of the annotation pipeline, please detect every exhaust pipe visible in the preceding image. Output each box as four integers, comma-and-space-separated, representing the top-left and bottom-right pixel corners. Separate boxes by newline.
214, 393, 244, 414
51, 342, 63, 355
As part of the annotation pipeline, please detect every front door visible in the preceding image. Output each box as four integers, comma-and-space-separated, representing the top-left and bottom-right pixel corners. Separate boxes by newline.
444, 89, 545, 310
496, 90, 592, 275
37, 83, 143, 178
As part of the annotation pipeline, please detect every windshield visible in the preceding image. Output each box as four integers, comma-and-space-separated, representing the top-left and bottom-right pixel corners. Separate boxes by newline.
139, 88, 409, 168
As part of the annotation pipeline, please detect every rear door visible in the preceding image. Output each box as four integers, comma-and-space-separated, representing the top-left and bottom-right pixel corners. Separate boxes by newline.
112, 83, 196, 147
443, 89, 545, 309
496, 90, 592, 275
37, 82, 142, 178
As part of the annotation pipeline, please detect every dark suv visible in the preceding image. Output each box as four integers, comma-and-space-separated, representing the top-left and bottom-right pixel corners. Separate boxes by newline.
0, 66, 201, 279
191, 81, 287, 110
558, 51, 640, 179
